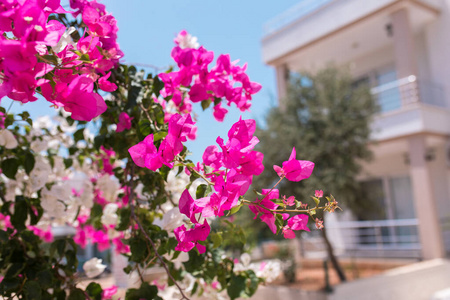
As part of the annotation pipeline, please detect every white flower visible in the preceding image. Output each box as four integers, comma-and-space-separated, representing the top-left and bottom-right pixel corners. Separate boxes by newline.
240, 253, 251, 267
50, 182, 72, 203
52, 157, 67, 178
161, 208, 184, 232
52, 27, 76, 53
175, 31, 199, 49
101, 203, 119, 226
96, 175, 120, 202
33, 116, 53, 130
256, 260, 282, 283
41, 188, 66, 218
0, 129, 18, 149
83, 258, 106, 278
78, 179, 94, 209
29, 157, 52, 192
30, 139, 48, 152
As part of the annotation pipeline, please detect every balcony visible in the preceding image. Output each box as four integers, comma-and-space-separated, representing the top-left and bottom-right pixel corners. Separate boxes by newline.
300, 219, 421, 258
369, 75, 450, 141
371, 75, 445, 113
262, 0, 441, 67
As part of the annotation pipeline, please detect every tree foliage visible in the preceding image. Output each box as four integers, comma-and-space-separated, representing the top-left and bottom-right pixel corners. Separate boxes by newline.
254, 66, 377, 215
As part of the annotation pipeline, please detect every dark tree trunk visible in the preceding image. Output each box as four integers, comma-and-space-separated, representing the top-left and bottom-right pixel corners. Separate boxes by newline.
320, 226, 347, 282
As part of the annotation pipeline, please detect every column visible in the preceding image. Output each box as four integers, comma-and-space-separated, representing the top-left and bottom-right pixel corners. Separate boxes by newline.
408, 135, 445, 259
391, 8, 420, 106
275, 64, 289, 110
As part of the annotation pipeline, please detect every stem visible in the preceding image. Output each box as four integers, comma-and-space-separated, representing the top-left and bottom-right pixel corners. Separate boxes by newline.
6, 100, 14, 114
257, 176, 284, 204
176, 159, 214, 185
242, 199, 326, 214
128, 164, 190, 300
139, 103, 160, 131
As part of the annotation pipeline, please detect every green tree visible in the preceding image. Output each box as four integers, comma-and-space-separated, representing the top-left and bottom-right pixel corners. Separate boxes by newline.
253, 66, 377, 282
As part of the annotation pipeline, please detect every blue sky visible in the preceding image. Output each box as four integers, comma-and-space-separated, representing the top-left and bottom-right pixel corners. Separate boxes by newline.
9, 0, 298, 162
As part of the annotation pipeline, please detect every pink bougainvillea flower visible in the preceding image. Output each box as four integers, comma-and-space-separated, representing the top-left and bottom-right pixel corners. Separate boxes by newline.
282, 215, 310, 239
202, 145, 223, 171
116, 112, 133, 132
174, 220, 210, 254
128, 134, 162, 171
282, 195, 295, 207
315, 190, 323, 198
98, 72, 118, 92
178, 189, 200, 223
282, 226, 296, 239
102, 286, 118, 299
249, 189, 280, 234
273, 147, 314, 182
213, 102, 228, 122
288, 214, 310, 231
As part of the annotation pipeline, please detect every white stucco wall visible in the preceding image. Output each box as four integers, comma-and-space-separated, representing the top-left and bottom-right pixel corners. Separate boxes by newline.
424, 0, 450, 107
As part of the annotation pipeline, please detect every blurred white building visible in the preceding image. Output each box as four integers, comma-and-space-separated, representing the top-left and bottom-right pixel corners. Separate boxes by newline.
262, 0, 450, 260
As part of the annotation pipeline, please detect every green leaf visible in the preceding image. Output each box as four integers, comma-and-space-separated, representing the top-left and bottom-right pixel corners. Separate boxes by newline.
50, 239, 66, 258
196, 184, 208, 199
129, 236, 149, 262
230, 203, 243, 215
153, 105, 165, 126
68, 289, 85, 300
116, 207, 131, 231
210, 232, 222, 249
311, 196, 320, 206
1, 158, 19, 179
125, 283, 160, 300
24, 152, 35, 175
201, 99, 212, 110
126, 85, 141, 110
152, 75, 164, 98
93, 135, 105, 151
24, 281, 42, 300
153, 131, 168, 142
86, 282, 103, 300
183, 250, 205, 274
5, 263, 25, 278
63, 158, 73, 169
11, 196, 28, 231
275, 213, 284, 234
227, 275, 246, 300
80, 54, 90, 62
138, 119, 152, 138
244, 270, 260, 297
36, 270, 53, 288
159, 165, 170, 181
40, 54, 58, 65
73, 128, 85, 142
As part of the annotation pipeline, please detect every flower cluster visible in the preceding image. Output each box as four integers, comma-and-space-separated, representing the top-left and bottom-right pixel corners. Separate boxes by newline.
0, 0, 122, 121
128, 113, 196, 170
170, 117, 265, 252
158, 30, 262, 122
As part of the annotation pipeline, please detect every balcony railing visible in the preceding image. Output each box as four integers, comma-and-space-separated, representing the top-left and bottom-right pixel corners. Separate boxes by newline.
370, 75, 445, 113
263, 0, 333, 36
300, 219, 422, 258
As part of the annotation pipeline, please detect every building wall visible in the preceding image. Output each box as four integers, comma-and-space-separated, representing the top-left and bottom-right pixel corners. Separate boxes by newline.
424, 0, 450, 107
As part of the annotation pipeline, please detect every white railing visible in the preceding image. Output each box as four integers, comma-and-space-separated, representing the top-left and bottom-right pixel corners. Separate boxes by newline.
370, 75, 445, 113
302, 219, 422, 258
328, 219, 421, 258
263, 0, 333, 36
